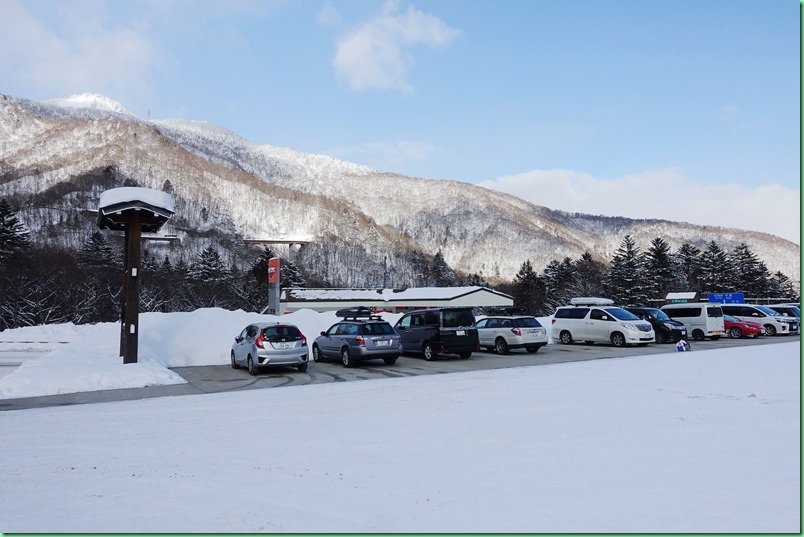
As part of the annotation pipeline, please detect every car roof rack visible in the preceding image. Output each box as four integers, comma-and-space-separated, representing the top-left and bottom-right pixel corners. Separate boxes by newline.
569, 297, 615, 306
335, 306, 384, 321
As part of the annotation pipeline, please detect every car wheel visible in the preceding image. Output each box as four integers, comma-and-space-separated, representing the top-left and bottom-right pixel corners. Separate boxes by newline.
494, 337, 509, 355
728, 327, 742, 339
610, 332, 626, 347
559, 331, 573, 345
655, 331, 667, 344
526, 345, 540, 353
247, 356, 258, 376
383, 357, 398, 366
423, 342, 437, 361
764, 324, 777, 336
691, 329, 705, 341
230, 352, 239, 369
341, 347, 354, 368
459, 352, 471, 359
312, 345, 322, 362
297, 363, 308, 373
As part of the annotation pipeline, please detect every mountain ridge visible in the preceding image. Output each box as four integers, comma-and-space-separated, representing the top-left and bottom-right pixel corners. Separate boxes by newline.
0, 93, 798, 287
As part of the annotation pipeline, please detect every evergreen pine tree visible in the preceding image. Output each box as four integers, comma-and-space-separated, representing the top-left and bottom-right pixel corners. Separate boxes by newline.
729, 243, 770, 296
605, 235, 648, 305
542, 258, 575, 309
431, 250, 458, 286
0, 198, 31, 260
644, 237, 681, 300
676, 243, 703, 291
699, 241, 734, 292
190, 247, 228, 283
572, 252, 606, 297
78, 231, 117, 269
767, 271, 798, 300
512, 260, 545, 314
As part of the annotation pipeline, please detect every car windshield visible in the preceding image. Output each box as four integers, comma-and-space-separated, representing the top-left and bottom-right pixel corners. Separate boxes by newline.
756, 305, 780, 316
262, 325, 302, 341
362, 322, 395, 335
441, 309, 475, 328
605, 307, 640, 321
645, 308, 671, 321
516, 317, 542, 328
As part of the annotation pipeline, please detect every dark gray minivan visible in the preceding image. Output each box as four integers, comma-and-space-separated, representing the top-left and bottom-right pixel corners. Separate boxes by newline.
394, 308, 478, 360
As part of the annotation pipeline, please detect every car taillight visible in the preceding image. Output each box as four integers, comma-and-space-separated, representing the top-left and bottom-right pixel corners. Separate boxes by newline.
355, 335, 365, 346
255, 334, 265, 348
511, 328, 522, 336
300, 334, 307, 347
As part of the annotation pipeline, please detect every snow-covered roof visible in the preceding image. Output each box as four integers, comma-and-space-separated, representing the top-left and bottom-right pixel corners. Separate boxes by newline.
665, 292, 698, 300
283, 286, 512, 303
99, 187, 175, 213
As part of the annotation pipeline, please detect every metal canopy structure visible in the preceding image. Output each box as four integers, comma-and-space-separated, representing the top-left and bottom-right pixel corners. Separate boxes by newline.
98, 188, 175, 364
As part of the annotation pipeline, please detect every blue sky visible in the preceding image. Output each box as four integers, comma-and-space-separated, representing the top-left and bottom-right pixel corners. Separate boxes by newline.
1, 0, 800, 242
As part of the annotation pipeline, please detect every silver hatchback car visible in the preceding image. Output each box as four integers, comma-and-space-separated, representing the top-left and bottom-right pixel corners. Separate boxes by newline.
477, 315, 548, 354
231, 322, 309, 375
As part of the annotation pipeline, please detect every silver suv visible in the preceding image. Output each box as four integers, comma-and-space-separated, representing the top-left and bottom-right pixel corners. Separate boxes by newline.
231, 322, 309, 375
313, 309, 401, 367
477, 316, 548, 354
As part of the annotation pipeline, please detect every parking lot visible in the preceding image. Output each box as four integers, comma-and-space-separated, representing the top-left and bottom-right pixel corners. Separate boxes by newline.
1, 334, 797, 411
174, 334, 799, 393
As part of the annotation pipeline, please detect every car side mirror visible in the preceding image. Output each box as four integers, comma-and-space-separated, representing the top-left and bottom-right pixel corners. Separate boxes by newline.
602, 315, 608, 320
320, 331, 327, 337
235, 336, 242, 343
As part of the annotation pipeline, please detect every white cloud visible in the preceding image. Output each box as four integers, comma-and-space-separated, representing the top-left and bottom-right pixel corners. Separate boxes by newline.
326, 140, 440, 170
479, 168, 801, 244
0, 1, 169, 107
333, 0, 460, 93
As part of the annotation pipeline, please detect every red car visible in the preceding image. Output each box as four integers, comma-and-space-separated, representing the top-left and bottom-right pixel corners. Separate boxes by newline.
723, 314, 763, 338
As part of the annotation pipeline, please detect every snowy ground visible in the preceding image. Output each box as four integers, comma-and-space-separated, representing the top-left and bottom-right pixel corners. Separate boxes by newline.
0, 340, 799, 532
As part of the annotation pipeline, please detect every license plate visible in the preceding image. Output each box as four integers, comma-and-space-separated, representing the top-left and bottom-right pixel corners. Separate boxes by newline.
376, 340, 390, 347
456, 330, 465, 336
275, 342, 292, 349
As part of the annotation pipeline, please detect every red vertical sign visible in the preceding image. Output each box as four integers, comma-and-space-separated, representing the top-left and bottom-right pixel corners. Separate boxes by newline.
267, 257, 281, 285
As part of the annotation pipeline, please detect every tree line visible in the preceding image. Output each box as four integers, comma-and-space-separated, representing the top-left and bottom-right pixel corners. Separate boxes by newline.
500, 236, 798, 316
0, 199, 798, 329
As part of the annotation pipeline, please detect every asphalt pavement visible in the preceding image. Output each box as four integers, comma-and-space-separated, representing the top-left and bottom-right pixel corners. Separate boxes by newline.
0, 334, 798, 411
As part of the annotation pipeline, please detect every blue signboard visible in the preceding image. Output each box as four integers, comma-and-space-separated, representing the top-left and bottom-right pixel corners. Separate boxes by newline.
707, 292, 745, 304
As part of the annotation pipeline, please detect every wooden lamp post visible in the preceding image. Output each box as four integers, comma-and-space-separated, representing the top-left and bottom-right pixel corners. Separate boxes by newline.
97, 187, 175, 364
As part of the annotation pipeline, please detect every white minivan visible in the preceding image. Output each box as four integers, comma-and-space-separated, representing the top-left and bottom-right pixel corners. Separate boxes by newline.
660, 303, 725, 341
551, 297, 655, 347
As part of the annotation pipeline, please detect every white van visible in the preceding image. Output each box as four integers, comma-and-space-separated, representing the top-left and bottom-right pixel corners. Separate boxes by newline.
551, 297, 655, 347
660, 303, 725, 340
720, 304, 796, 336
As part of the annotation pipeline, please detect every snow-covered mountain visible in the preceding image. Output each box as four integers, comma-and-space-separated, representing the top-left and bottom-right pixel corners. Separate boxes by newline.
0, 93, 799, 286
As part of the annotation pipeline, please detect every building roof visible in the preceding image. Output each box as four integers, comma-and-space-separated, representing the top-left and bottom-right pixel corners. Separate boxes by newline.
665, 292, 698, 300
281, 286, 513, 303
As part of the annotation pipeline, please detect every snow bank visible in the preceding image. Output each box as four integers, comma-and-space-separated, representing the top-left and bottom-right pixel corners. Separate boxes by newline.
0, 308, 402, 399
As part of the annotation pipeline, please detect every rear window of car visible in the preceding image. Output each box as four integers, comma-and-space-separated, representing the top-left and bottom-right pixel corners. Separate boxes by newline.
441, 309, 475, 328
361, 322, 395, 335
555, 307, 589, 319
516, 317, 542, 328
262, 325, 302, 341
706, 306, 723, 318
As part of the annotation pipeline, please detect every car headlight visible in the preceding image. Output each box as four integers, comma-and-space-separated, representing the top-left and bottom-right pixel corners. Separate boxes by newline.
622, 324, 639, 331
663, 322, 676, 329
